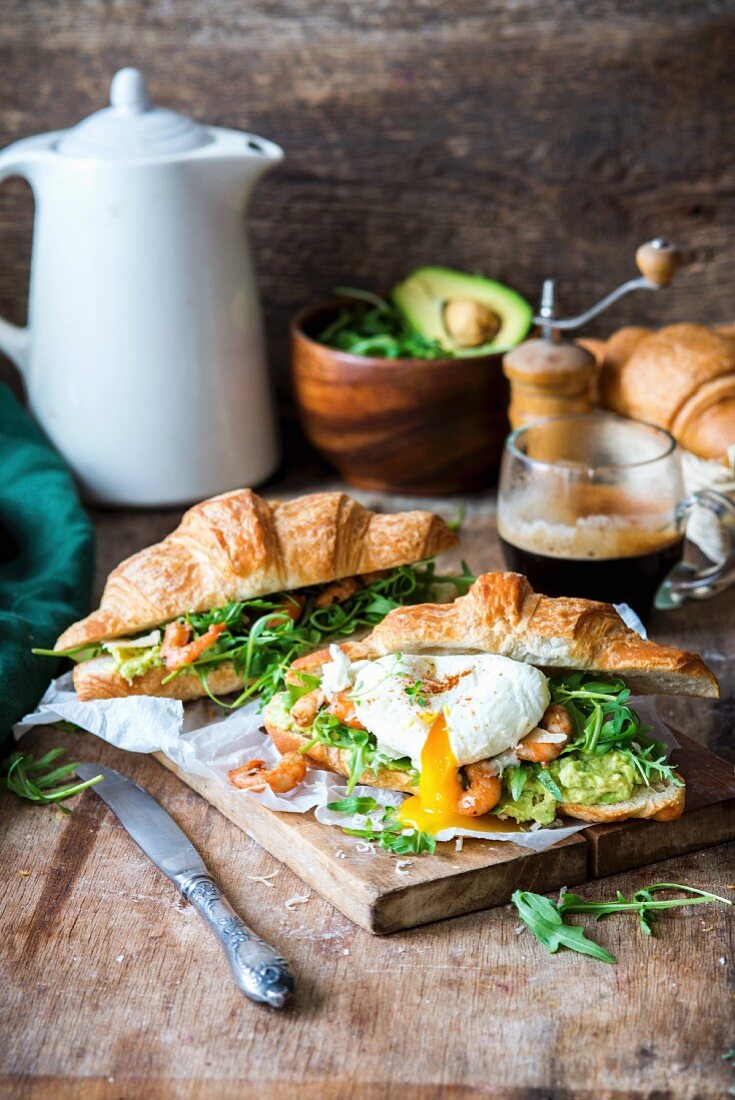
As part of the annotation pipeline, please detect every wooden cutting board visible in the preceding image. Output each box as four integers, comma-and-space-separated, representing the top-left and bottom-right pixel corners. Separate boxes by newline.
155, 733, 735, 934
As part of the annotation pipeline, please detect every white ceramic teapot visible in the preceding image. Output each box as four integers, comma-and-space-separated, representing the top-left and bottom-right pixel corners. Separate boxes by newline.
0, 68, 283, 505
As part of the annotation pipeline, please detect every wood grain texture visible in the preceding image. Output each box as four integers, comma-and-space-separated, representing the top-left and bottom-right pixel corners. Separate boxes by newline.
156, 752, 590, 934
291, 303, 509, 493
1, 1, 735, 403
156, 732, 735, 933
1, 492, 734, 1098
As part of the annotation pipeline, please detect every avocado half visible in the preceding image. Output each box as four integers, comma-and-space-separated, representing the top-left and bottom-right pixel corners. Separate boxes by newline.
392, 266, 533, 357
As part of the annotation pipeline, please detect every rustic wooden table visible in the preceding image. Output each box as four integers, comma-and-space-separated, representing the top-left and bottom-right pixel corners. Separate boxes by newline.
2, 477, 734, 1100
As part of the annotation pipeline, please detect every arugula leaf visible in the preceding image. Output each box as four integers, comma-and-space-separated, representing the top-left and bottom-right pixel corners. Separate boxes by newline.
549, 671, 682, 788
513, 882, 731, 964
534, 765, 563, 801
318, 289, 447, 360
508, 766, 528, 803
329, 801, 436, 855
447, 505, 466, 533
303, 706, 418, 795
327, 796, 379, 815
47, 561, 470, 711
286, 672, 321, 707
2, 749, 103, 813
557, 882, 732, 925
511, 890, 616, 963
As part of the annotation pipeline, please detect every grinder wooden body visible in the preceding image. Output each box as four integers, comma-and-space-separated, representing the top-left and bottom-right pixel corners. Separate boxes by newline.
503, 338, 596, 429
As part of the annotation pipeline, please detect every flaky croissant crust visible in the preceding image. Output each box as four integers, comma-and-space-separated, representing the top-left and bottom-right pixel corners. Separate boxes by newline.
268, 571, 704, 823
287, 571, 718, 698
596, 323, 735, 462
56, 490, 457, 650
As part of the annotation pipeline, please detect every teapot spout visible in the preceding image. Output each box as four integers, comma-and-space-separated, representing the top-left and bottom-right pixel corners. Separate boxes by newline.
192, 127, 283, 201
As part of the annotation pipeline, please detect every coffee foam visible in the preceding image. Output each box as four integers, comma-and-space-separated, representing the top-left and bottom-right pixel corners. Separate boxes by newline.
499, 484, 680, 560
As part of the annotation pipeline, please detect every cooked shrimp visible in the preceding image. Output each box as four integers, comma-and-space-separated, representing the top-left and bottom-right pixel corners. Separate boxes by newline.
229, 752, 307, 793
457, 762, 502, 816
314, 577, 362, 608
516, 703, 573, 762
291, 689, 322, 728
275, 594, 305, 622
161, 620, 226, 671
327, 690, 365, 730
540, 703, 574, 738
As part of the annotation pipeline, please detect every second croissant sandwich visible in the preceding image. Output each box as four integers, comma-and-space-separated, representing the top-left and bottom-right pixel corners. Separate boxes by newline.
43, 489, 459, 704
256, 572, 718, 830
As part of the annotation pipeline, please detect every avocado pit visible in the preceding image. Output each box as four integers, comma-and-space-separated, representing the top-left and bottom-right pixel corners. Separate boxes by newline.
442, 298, 501, 348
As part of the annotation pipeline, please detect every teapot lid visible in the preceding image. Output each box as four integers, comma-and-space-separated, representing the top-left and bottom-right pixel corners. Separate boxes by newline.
56, 68, 212, 159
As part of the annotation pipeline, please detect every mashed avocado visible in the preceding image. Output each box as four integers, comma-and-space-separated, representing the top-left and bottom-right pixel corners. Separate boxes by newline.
105, 643, 162, 685
496, 750, 637, 824
496, 768, 558, 825
263, 692, 294, 733
549, 750, 636, 806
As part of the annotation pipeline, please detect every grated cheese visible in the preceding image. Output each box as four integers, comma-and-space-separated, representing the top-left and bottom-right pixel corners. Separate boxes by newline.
285, 894, 311, 911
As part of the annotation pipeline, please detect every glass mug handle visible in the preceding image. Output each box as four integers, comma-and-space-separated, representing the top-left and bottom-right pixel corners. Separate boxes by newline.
655, 489, 735, 609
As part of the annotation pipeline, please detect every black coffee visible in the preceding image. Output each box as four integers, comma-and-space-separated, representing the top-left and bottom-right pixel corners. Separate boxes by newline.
498, 535, 684, 616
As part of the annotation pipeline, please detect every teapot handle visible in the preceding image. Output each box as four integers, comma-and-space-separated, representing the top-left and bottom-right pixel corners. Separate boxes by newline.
0, 148, 35, 375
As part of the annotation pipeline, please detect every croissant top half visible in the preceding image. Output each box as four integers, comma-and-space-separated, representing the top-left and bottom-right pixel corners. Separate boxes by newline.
56, 489, 457, 650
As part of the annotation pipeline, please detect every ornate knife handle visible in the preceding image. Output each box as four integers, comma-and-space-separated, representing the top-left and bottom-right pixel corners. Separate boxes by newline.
177, 872, 294, 1008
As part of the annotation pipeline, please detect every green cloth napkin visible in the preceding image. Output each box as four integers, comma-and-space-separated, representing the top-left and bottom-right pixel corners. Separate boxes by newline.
0, 383, 94, 745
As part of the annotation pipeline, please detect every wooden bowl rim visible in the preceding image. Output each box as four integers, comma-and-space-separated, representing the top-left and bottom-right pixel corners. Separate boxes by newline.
291, 301, 505, 370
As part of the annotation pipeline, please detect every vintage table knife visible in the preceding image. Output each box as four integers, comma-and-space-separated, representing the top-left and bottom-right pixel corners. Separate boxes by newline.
76, 763, 294, 1008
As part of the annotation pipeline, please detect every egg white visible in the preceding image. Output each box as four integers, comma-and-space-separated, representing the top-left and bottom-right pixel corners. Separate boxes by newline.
324, 651, 550, 769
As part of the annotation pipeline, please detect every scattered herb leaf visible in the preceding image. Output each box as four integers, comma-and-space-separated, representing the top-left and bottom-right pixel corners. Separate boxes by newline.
513, 883, 731, 964
327, 796, 380, 815
405, 680, 427, 707
328, 800, 436, 856
447, 505, 467, 533
2, 749, 103, 813
512, 889, 616, 964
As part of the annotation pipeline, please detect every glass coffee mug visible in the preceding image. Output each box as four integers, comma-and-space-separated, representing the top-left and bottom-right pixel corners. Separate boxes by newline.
497, 413, 735, 616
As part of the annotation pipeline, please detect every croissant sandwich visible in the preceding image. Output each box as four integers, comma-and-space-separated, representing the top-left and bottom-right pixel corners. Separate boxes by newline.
43, 489, 459, 704
591, 322, 735, 463
255, 572, 718, 831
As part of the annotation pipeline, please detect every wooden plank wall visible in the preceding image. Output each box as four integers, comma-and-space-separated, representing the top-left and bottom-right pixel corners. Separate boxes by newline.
1, 0, 734, 393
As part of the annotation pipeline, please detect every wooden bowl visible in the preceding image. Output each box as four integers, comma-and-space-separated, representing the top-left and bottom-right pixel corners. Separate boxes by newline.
290, 302, 510, 495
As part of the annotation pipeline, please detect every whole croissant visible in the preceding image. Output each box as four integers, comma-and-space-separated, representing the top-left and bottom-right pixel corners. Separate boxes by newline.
594, 323, 735, 462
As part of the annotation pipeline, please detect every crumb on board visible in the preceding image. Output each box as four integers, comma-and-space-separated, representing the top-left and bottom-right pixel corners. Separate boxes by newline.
355, 842, 376, 854
285, 894, 311, 911
247, 871, 280, 887
342, 948, 350, 955
455, 837, 463, 852
19, 870, 30, 877
396, 860, 413, 875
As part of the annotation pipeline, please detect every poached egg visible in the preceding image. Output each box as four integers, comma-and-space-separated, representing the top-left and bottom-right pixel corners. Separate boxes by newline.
320, 648, 550, 836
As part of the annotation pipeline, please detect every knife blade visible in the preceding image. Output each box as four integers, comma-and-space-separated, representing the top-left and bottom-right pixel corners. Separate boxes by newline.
76, 763, 294, 1008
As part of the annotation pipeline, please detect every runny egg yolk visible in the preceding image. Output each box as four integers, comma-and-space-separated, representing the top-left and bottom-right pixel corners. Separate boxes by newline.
396, 712, 520, 837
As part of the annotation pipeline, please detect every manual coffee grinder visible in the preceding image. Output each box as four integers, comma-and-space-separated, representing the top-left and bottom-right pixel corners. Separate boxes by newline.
503, 238, 682, 429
